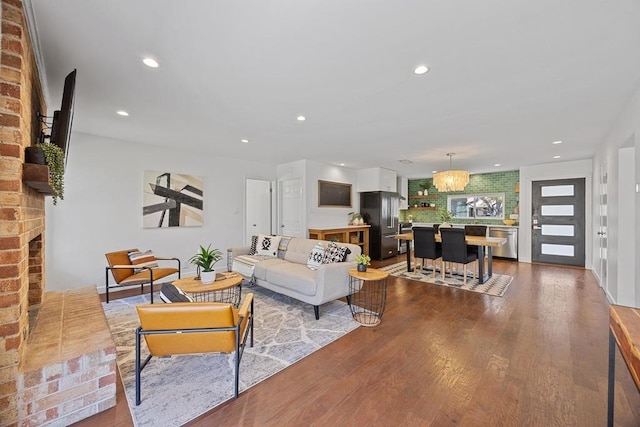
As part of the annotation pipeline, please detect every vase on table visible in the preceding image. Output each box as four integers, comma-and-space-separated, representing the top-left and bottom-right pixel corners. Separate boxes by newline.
200, 271, 215, 284
357, 264, 367, 272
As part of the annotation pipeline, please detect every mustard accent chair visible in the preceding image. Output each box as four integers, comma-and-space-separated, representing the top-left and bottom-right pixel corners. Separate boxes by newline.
105, 249, 181, 304
134, 293, 255, 405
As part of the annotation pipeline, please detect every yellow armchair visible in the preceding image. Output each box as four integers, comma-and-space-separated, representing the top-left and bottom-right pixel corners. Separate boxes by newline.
105, 248, 181, 304
135, 293, 254, 405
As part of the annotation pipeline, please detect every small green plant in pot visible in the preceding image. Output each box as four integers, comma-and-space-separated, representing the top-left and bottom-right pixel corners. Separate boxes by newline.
355, 254, 371, 272
189, 244, 223, 284
348, 212, 363, 225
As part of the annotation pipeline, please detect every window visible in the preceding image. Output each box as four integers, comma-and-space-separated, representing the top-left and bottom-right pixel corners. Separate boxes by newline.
447, 193, 505, 220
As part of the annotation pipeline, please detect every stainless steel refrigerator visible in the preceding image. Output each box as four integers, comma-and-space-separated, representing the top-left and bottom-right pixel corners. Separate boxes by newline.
360, 191, 399, 260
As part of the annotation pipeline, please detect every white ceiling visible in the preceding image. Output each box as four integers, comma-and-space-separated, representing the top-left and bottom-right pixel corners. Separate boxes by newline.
28, 0, 640, 178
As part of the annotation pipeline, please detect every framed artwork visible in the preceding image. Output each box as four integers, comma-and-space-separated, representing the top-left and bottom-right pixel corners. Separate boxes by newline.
318, 180, 352, 208
143, 171, 203, 228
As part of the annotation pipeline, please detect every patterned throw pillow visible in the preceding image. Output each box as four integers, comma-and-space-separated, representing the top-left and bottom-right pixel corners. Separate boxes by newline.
322, 242, 350, 264
256, 234, 282, 257
307, 242, 325, 270
248, 235, 259, 255
277, 236, 292, 259
128, 250, 159, 273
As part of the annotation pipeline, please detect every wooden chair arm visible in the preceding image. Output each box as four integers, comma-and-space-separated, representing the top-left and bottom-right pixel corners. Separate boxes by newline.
108, 264, 135, 269
238, 293, 254, 320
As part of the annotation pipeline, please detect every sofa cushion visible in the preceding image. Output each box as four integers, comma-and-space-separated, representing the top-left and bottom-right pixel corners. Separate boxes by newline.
284, 238, 321, 264
307, 242, 325, 270
277, 236, 292, 259
265, 263, 318, 296
256, 234, 282, 257
323, 242, 350, 264
253, 258, 288, 281
248, 235, 258, 255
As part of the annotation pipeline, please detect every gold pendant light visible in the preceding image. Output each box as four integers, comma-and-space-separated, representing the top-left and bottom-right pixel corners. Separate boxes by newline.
433, 153, 469, 192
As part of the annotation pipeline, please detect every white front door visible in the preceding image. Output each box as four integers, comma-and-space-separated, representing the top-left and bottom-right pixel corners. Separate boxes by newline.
279, 178, 303, 237
245, 179, 272, 244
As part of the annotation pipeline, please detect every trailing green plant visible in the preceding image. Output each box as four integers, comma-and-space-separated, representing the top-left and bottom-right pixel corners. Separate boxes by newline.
188, 244, 223, 272
36, 142, 64, 205
355, 254, 371, 266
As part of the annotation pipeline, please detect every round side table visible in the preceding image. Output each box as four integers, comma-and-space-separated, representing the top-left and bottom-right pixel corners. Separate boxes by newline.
173, 273, 242, 306
348, 268, 389, 327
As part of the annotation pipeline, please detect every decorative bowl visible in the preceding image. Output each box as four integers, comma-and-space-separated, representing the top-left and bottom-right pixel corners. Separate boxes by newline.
503, 219, 516, 226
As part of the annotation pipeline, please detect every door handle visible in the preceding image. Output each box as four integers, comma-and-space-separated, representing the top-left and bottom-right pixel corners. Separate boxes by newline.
597, 231, 605, 235
533, 226, 542, 230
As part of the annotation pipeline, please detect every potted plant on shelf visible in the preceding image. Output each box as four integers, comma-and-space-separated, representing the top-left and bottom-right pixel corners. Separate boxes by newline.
348, 212, 363, 225
189, 244, 223, 284
355, 254, 371, 272
26, 143, 65, 205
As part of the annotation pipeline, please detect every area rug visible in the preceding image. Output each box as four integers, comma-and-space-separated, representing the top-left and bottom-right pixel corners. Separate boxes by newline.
381, 261, 513, 297
102, 286, 359, 426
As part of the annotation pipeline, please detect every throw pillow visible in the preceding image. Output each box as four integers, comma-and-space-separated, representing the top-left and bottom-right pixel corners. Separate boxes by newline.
307, 242, 325, 270
322, 242, 350, 264
128, 250, 159, 273
248, 235, 258, 255
256, 234, 282, 257
277, 236, 292, 260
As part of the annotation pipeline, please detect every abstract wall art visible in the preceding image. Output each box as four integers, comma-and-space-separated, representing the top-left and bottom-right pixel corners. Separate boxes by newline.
143, 171, 204, 228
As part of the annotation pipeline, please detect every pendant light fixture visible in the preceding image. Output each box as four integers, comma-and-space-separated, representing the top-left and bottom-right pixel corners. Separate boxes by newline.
433, 153, 469, 192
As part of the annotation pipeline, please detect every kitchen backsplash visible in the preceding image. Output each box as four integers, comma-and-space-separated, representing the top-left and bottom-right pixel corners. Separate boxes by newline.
401, 170, 520, 225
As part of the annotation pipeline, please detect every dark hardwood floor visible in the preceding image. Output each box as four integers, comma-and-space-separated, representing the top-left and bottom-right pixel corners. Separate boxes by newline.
75, 257, 640, 426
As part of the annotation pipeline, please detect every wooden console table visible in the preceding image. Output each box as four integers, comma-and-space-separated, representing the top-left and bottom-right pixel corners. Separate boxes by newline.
608, 304, 640, 426
308, 225, 370, 256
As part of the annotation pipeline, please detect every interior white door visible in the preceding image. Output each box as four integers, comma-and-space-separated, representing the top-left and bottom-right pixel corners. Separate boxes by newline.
245, 179, 272, 244
279, 178, 303, 237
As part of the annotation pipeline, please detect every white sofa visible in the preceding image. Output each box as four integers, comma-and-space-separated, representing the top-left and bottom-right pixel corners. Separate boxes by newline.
227, 237, 361, 319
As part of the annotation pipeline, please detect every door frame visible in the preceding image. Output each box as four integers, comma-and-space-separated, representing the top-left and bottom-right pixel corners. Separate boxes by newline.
518, 160, 593, 266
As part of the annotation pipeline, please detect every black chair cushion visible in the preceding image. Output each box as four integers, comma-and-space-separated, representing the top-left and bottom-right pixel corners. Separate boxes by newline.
440, 228, 478, 264
413, 227, 442, 260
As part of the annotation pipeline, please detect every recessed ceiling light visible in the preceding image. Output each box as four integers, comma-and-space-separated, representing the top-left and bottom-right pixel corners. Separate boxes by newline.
432, 170, 437, 174
241, 139, 249, 143
297, 115, 306, 121
339, 163, 345, 166
413, 65, 430, 75
142, 57, 159, 68
553, 155, 561, 159
494, 163, 501, 167
116, 110, 129, 116
552, 140, 563, 145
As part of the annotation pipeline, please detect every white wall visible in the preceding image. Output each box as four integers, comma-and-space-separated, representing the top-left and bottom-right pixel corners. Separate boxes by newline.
592, 81, 640, 306
45, 132, 276, 291
519, 159, 593, 266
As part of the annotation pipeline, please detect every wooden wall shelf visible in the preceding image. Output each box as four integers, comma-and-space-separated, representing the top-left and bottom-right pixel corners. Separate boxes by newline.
409, 194, 438, 199
23, 163, 55, 195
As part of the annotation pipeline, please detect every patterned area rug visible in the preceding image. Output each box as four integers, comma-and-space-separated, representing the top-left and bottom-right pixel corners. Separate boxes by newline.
102, 286, 359, 426
381, 261, 513, 297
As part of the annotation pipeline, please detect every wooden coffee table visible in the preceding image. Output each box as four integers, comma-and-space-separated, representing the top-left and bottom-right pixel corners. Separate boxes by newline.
173, 273, 242, 306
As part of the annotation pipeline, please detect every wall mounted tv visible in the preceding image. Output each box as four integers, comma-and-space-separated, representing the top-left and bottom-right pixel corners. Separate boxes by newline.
49, 69, 76, 169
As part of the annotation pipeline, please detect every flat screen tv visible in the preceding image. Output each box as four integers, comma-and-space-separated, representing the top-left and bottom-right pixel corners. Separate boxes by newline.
49, 69, 76, 169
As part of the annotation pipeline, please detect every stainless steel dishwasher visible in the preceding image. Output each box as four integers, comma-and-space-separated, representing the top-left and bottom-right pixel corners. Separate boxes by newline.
488, 227, 518, 260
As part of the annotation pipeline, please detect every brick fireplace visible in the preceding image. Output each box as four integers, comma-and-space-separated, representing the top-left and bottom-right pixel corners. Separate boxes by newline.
1, 1, 116, 424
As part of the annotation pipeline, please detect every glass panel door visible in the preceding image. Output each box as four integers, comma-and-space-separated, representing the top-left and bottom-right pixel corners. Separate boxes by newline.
531, 178, 585, 267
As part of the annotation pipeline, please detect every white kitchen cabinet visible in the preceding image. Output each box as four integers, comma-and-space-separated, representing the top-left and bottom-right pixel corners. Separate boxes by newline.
397, 176, 408, 209
357, 167, 397, 192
